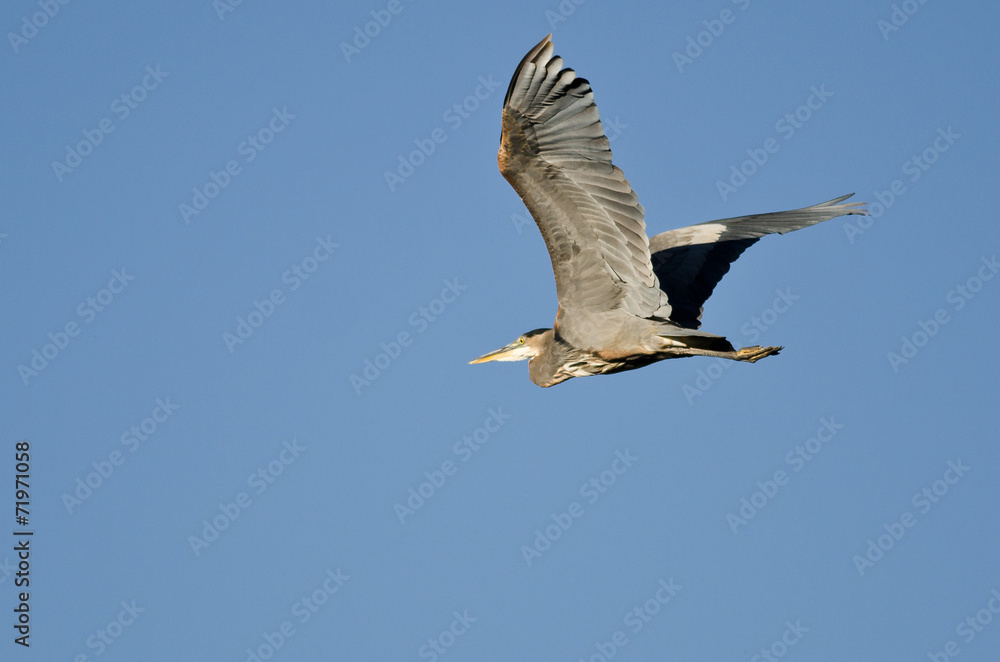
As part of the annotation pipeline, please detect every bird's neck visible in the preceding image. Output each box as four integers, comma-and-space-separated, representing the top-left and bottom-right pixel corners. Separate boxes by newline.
528, 329, 574, 387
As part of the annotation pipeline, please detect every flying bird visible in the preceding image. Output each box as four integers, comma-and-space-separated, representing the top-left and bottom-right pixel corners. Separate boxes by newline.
471, 35, 866, 387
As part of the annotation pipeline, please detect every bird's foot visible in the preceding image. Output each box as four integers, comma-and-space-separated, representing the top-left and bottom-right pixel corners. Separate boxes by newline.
736, 345, 783, 363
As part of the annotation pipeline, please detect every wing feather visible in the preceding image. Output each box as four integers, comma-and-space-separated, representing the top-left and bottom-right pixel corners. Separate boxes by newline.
499, 35, 662, 324
649, 194, 867, 328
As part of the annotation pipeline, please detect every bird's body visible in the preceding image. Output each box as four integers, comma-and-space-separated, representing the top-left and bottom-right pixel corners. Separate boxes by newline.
471, 35, 866, 387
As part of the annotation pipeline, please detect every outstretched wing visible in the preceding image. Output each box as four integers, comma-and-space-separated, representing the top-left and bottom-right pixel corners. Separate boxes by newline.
648, 194, 866, 328
499, 35, 664, 320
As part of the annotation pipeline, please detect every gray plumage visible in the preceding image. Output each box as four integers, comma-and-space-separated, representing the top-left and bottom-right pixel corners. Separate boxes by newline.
471, 35, 866, 387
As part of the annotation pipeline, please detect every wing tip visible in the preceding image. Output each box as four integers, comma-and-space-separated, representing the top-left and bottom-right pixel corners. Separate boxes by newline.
822, 192, 868, 216
503, 35, 555, 107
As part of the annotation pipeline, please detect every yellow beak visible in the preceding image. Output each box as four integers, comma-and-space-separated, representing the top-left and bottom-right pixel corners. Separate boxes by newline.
469, 342, 521, 364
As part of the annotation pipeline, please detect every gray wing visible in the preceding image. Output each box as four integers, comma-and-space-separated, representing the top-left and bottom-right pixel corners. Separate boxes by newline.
499, 35, 664, 324
649, 194, 866, 328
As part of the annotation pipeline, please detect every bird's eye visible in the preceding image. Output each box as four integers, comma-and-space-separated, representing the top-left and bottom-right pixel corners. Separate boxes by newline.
518, 338, 525, 344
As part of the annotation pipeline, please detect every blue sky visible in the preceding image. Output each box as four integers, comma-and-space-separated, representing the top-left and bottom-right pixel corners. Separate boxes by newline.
3, 1, 999, 660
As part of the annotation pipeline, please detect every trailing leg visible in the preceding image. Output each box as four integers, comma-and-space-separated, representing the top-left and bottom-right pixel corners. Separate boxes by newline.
668, 344, 782, 363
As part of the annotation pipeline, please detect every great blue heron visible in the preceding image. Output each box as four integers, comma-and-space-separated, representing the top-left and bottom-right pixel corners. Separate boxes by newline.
471, 35, 866, 387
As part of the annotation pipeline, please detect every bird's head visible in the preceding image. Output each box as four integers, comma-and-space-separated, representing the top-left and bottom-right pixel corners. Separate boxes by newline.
469, 328, 551, 364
